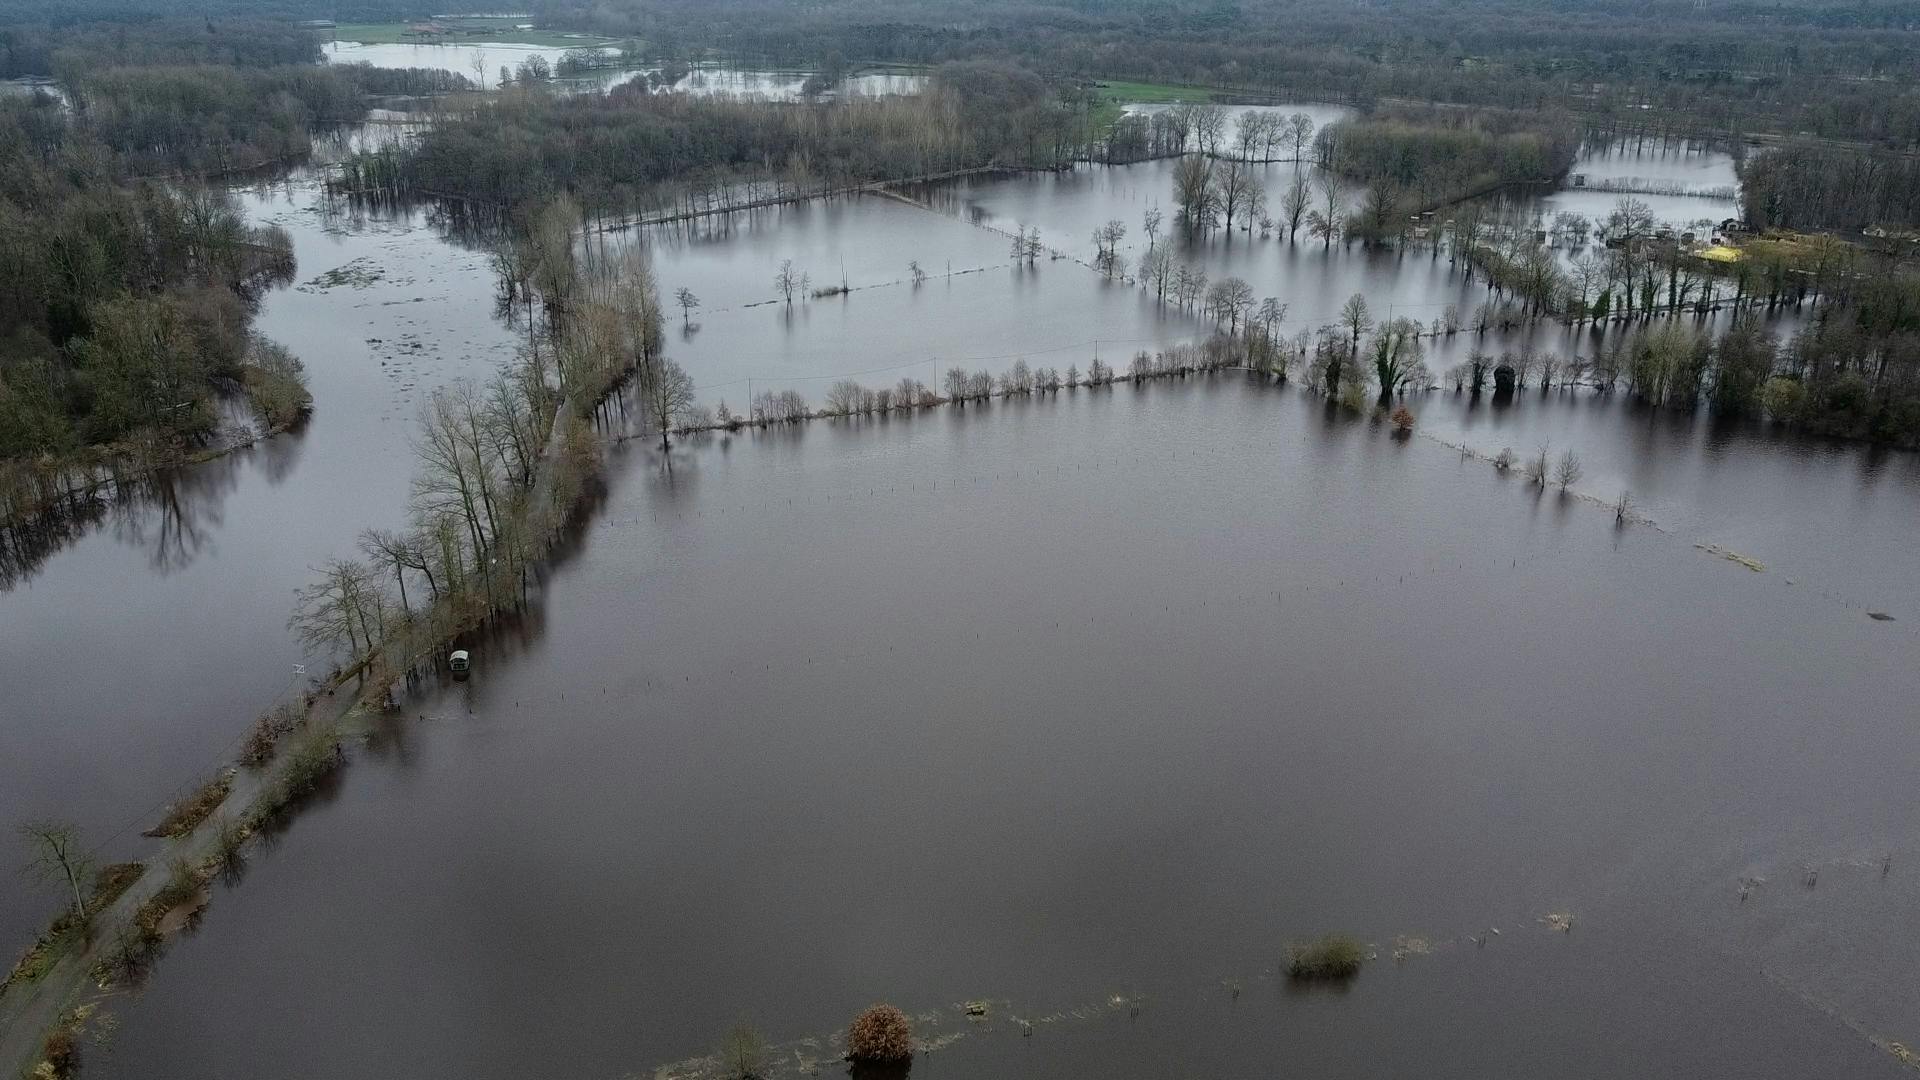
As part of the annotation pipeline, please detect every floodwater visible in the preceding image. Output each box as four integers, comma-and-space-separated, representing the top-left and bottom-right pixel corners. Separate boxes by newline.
1569, 138, 1743, 194
323, 41, 924, 99
634, 196, 1204, 403
927, 139, 1748, 347
0, 169, 524, 947
6, 119, 1919, 1079
629, 66, 927, 99
87, 379, 1920, 1080
324, 39, 612, 82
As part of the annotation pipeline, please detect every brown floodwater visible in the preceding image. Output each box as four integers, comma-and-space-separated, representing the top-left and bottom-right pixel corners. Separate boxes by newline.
5, 134, 1918, 1078
80, 377, 1920, 1080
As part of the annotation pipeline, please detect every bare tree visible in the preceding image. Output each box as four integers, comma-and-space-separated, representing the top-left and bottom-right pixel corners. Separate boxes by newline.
1142, 205, 1163, 249
358, 528, 422, 616
1313, 171, 1345, 247
1093, 219, 1127, 276
1207, 277, 1256, 334
1217, 164, 1259, 232
775, 259, 801, 307
19, 820, 93, 919
1339, 293, 1373, 357
1288, 113, 1315, 160
1556, 449, 1584, 489
290, 558, 387, 661
1142, 245, 1175, 298
1525, 445, 1551, 486
644, 358, 697, 450
1192, 105, 1226, 155
1172, 155, 1216, 229
1280, 172, 1311, 241
943, 366, 971, 405
674, 287, 700, 326
1236, 109, 1264, 161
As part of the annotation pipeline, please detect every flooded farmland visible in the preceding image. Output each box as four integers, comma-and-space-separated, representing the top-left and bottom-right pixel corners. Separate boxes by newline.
84, 381, 1920, 1080
4, 115, 1918, 1080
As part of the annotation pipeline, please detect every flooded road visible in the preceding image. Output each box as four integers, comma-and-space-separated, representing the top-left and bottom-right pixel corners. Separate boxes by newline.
0, 172, 524, 947
86, 379, 1920, 1080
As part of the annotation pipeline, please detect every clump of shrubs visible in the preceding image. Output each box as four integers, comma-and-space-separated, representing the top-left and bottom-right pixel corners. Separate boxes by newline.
716, 1022, 767, 1080
1287, 935, 1366, 981
38, 1006, 87, 1078
240, 702, 303, 767
846, 1003, 913, 1062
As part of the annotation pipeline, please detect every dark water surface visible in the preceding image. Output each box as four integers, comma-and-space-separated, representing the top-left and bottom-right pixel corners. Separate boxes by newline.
86, 380, 1920, 1079
5, 133, 1917, 1078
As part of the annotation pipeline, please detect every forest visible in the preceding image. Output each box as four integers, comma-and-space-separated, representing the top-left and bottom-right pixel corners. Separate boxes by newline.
526, 0, 1920, 149
1316, 108, 1580, 211
0, 22, 463, 529
1740, 143, 1920, 234
334, 62, 1080, 216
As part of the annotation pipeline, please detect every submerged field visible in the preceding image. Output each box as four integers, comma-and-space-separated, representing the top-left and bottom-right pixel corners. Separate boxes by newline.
3, 112, 1918, 1079
83, 379, 1920, 1080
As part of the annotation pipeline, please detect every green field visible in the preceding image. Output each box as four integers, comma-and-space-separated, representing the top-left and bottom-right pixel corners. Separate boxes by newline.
329, 19, 619, 48
1090, 80, 1219, 105
1084, 79, 1222, 135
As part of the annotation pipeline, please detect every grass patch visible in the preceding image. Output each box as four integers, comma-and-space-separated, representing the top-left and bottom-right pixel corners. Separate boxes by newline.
329, 20, 618, 48
1287, 935, 1366, 981
143, 770, 234, 838
2, 863, 143, 991
1085, 79, 1223, 134
1092, 79, 1220, 105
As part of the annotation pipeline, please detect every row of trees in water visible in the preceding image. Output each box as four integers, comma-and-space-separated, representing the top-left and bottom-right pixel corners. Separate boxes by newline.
291, 203, 674, 686
1099, 104, 1318, 165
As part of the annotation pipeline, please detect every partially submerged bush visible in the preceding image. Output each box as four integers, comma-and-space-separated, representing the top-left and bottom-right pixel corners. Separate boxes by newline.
1523, 446, 1550, 486
38, 1006, 87, 1079
264, 721, 343, 813
242, 337, 312, 430
716, 1022, 767, 1080
240, 702, 303, 767
1287, 935, 1366, 981
1390, 406, 1415, 434
847, 1003, 913, 1062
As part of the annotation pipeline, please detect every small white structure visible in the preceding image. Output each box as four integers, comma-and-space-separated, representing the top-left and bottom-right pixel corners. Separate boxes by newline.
449, 649, 471, 674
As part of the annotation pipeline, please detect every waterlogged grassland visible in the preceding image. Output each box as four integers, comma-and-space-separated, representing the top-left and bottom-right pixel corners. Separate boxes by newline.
1087, 79, 1223, 133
